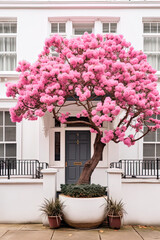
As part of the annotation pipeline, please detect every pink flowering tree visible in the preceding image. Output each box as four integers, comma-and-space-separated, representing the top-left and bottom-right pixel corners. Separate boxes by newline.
6, 33, 160, 184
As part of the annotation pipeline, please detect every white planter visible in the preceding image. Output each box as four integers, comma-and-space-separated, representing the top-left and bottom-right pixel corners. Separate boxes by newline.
59, 194, 107, 228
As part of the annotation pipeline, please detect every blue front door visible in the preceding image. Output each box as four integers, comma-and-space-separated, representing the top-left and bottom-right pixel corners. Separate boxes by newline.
65, 131, 91, 184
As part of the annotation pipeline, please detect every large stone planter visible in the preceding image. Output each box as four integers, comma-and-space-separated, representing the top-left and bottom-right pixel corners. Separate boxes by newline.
59, 194, 107, 228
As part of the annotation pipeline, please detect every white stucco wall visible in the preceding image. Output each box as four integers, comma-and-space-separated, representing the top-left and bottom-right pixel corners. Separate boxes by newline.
0, 168, 57, 224
122, 179, 160, 225
107, 169, 160, 225
0, 179, 43, 223
21, 120, 39, 160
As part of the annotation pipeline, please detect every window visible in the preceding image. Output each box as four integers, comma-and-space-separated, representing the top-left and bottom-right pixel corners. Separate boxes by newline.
102, 23, 117, 33
0, 111, 16, 162
55, 118, 61, 127
55, 132, 60, 161
51, 22, 66, 35
143, 22, 160, 71
73, 23, 94, 36
50, 22, 66, 56
143, 115, 160, 160
0, 22, 17, 71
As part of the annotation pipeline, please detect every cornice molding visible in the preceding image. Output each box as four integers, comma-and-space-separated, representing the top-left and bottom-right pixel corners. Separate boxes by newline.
48, 16, 120, 23
1, 1, 160, 9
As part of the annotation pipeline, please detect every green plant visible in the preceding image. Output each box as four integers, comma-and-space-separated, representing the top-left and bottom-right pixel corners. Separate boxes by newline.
61, 184, 106, 198
105, 198, 126, 217
40, 198, 63, 217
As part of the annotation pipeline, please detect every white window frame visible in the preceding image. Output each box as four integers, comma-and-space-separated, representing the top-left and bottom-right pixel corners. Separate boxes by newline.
102, 22, 117, 34
143, 22, 160, 74
0, 21, 17, 72
0, 111, 17, 161
50, 22, 66, 36
143, 115, 160, 160
50, 22, 66, 56
72, 23, 94, 37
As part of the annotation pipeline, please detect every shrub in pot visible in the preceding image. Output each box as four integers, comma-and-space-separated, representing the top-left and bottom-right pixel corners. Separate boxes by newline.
105, 198, 126, 229
59, 184, 107, 228
40, 198, 63, 229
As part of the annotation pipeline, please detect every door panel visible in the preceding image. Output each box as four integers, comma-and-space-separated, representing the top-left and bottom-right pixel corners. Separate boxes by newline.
79, 144, 88, 160
68, 143, 77, 160
65, 131, 90, 184
68, 167, 76, 179
68, 133, 77, 141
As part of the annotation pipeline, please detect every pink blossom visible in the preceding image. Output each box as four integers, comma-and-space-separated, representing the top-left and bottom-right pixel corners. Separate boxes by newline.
5, 32, 160, 148
35, 109, 45, 117
123, 138, 132, 147
76, 113, 81, 118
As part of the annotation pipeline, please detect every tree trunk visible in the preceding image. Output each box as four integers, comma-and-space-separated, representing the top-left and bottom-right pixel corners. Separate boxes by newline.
77, 134, 105, 185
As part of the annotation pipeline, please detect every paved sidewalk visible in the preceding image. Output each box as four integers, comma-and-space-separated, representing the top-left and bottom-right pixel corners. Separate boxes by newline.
0, 224, 160, 240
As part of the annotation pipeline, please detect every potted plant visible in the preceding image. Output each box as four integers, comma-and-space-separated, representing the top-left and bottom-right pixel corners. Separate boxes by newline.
59, 184, 107, 228
105, 198, 126, 229
40, 198, 63, 229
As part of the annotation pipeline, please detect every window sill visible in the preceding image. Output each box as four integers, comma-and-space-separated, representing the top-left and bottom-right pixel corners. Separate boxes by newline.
0, 71, 19, 81
156, 71, 160, 76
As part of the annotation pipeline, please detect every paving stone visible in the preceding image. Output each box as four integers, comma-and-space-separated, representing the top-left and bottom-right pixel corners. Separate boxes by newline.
99, 226, 142, 240
0, 224, 159, 240
0, 224, 24, 231
21, 224, 50, 231
52, 229, 99, 240
134, 226, 160, 240
0, 230, 53, 240
0, 229, 8, 238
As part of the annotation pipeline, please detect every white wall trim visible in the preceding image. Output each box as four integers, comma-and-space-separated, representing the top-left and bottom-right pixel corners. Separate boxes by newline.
48, 16, 120, 23
122, 178, 160, 184
1, 1, 160, 10
142, 17, 160, 22
0, 17, 17, 22
0, 179, 43, 184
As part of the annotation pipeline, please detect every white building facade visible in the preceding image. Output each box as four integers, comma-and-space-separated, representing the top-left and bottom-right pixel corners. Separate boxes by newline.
0, 0, 160, 190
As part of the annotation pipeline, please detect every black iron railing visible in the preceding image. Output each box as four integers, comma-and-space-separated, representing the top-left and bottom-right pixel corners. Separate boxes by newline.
110, 159, 160, 179
0, 159, 49, 179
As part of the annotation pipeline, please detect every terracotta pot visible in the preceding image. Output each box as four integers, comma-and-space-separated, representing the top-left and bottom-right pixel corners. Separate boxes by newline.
48, 216, 61, 229
108, 215, 121, 229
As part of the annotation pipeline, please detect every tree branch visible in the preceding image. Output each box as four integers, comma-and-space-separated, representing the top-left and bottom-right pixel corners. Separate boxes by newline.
65, 120, 93, 127
117, 106, 131, 128
133, 128, 150, 142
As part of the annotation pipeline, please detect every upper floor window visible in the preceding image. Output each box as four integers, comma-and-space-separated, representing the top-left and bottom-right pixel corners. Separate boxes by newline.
73, 23, 94, 36
50, 22, 66, 56
102, 22, 117, 33
143, 22, 160, 71
51, 22, 66, 35
0, 22, 17, 71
